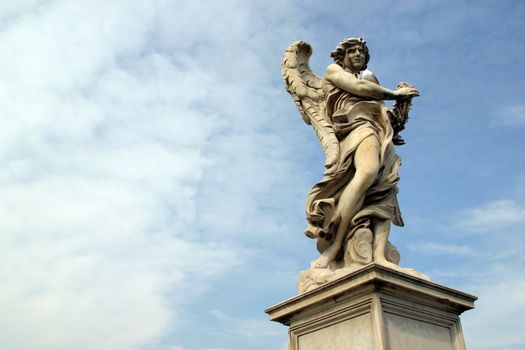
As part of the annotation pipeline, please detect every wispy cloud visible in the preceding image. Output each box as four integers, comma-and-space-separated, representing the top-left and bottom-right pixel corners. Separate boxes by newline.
209, 309, 285, 343
407, 242, 474, 255
500, 105, 525, 126
0, 0, 312, 349
457, 200, 525, 233
1, 1, 524, 350
0, 1, 298, 349
462, 264, 525, 350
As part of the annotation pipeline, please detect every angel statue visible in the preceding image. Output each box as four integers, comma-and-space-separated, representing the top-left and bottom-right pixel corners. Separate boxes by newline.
282, 38, 424, 292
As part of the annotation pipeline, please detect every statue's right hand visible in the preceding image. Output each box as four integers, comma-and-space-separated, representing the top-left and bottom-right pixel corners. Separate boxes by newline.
395, 86, 420, 99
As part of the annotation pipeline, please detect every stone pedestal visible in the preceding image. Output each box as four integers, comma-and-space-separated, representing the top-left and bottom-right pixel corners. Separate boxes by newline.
266, 264, 476, 350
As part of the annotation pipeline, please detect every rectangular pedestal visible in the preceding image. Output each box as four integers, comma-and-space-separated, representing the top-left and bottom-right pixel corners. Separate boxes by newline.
266, 264, 476, 350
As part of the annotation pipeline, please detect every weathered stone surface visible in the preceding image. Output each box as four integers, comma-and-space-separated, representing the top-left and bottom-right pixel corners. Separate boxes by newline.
282, 38, 422, 292
266, 264, 476, 350
298, 313, 374, 350
385, 313, 455, 350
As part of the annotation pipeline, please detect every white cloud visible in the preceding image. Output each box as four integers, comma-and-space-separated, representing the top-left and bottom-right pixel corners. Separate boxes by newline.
209, 309, 285, 344
10, 1, 525, 350
500, 105, 525, 126
406, 196, 525, 349
0, 0, 43, 24
0, 1, 296, 350
0, 1, 305, 349
0, 171, 238, 350
407, 242, 474, 255
461, 264, 525, 350
424, 199, 525, 350
457, 200, 525, 233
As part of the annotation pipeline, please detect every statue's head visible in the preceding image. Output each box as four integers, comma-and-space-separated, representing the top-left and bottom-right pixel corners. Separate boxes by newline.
330, 37, 370, 72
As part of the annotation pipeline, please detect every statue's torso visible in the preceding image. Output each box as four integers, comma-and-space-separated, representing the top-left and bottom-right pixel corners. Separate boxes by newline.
323, 77, 390, 141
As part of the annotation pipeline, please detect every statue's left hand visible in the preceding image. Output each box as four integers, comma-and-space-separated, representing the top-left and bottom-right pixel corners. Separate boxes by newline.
395, 86, 419, 99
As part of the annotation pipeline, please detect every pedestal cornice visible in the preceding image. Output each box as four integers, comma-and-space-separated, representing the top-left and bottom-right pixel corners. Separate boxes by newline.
266, 263, 476, 326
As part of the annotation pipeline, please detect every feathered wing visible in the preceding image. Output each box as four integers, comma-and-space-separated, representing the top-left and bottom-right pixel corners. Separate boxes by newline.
282, 41, 339, 175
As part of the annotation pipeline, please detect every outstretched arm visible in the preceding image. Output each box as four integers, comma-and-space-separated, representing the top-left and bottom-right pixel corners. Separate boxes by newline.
325, 63, 418, 100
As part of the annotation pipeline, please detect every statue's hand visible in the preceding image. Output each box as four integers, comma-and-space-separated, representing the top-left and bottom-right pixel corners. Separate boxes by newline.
395, 86, 419, 99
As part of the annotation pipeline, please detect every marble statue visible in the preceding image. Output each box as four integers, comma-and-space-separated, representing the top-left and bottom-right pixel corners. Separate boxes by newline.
282, 38, 424, 292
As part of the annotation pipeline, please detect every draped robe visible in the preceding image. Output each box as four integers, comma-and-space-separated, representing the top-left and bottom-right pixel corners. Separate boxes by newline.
304, 80, 404, 256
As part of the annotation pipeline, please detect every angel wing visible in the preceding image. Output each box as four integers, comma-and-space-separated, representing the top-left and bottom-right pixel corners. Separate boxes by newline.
282, 41, 339, 175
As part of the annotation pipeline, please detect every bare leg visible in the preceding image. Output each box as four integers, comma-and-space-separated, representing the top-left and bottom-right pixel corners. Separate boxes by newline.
372, 219, 392, 264
373, 219, 411, 272
312, 136, 380, 268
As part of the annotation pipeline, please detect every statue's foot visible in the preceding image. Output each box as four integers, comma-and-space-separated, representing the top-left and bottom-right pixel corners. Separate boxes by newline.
310, 255, 331, 269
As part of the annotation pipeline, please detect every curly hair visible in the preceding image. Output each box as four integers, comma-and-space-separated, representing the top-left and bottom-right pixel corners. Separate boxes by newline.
330, 37, 370, 71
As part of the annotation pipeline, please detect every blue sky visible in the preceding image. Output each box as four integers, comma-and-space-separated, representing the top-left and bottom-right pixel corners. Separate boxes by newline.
0, 0, 524, 349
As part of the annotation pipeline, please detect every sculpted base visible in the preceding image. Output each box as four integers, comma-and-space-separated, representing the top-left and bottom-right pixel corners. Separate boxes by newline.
267, 264, 476, 350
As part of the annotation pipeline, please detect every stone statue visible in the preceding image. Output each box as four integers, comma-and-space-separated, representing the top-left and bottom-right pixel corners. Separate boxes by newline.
282, 38, 425, 292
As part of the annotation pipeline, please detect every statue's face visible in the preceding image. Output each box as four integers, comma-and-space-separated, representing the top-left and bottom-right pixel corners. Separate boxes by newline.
344, 44, 365, 73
